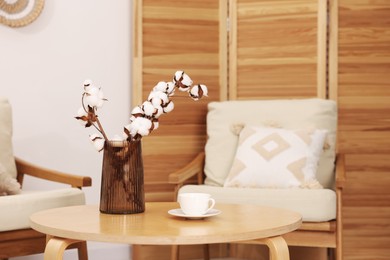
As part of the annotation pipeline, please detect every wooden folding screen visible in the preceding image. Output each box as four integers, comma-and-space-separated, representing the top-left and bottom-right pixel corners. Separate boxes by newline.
329, 0, 390, 259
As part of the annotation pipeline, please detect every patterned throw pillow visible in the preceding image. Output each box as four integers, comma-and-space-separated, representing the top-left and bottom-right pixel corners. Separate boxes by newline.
224, 126, 327, 189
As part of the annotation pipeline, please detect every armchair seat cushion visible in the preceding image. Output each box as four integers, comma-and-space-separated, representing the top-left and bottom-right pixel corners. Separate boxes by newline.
0, 188, 85, 232
179, 185, 336, 222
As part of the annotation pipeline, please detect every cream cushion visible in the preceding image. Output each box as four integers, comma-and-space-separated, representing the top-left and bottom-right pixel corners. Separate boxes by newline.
0, 188, 85, 232
204, 99, 337, 188
0, 97, 17, 179
224, 126, 327, 189
179, 185, 336, 222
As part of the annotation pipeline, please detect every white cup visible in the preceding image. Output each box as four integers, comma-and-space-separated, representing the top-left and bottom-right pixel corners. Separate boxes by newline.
178, 193, 216, 216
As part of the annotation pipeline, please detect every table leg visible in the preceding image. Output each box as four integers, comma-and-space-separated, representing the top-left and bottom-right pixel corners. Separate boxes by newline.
262, 236, 289, 260
171, 245, 179, 260
44, 237, 84, 260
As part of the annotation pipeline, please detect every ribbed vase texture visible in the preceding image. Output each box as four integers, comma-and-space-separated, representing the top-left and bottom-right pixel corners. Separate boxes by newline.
100, 140, 145, 214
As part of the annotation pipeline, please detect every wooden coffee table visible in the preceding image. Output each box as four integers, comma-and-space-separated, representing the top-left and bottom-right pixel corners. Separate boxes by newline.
30, 202, 301, 260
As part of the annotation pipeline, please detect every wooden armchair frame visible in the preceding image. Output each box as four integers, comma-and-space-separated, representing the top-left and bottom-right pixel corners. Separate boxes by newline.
169, 152, 345, 260
0, 157, 92, 260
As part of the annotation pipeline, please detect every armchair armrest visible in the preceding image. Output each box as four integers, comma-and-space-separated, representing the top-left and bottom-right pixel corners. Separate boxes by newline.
335, 153, 346, 189
168, 152, 205, 200
15, 157, 92, 189
168, 152, 205, 185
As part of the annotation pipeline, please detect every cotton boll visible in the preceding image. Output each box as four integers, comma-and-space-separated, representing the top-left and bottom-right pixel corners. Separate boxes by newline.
75, 107, 90, 127
85, 87, 106, 108
153, 81, 168, 92
148, 90, 169, 107
142, 101, 157, 117
173, 71, 192, 92
149, 96, 165, 108
163, 100, 174, 113
84, 93, 99, 108
130, 117, 153, 137
189, 84, 208, 101
89, 134, 105, 152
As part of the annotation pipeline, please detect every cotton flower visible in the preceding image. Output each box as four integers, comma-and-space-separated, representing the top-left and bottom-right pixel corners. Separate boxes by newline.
129, 117, 153, 139
85, 86, 106, 108
89, 134, 105, 152
75, 107, 89, 126
148, 90, 169, 107
173, 71, 193, 92
75, 106, 96, 127
189, 84, 208, 101
141, 101, 157, 117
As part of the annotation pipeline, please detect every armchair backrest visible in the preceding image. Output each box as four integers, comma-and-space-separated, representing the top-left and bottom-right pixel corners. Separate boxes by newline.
0, 97, 17, 179
204, 98, 337, 189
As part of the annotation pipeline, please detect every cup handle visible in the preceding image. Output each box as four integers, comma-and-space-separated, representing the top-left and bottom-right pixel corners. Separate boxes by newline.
206, 198, 216, 213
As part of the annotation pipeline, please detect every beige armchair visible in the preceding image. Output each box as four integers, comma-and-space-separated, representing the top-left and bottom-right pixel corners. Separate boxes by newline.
169, 98, 344, 260
0, 97, 92, 259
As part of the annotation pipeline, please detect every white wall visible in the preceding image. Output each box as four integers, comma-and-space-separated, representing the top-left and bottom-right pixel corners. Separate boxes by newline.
1, 1, 132, 259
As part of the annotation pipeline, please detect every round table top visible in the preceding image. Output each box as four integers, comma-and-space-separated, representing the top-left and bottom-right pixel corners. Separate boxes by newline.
30, 202, 301, 245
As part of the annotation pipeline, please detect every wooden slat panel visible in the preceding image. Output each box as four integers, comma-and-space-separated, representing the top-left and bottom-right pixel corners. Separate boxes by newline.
331, 1, 390, 258
229, 0, 326, 100
133, 0, 227, 202
342, 154, 390, 259
337, 0, 390, 154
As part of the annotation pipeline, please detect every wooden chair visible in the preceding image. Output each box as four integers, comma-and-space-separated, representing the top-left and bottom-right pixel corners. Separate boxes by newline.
0, 97, 92, 259
168, 99, 344, 260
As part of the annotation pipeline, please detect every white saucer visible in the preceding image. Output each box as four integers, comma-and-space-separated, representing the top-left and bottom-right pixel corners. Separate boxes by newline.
168, 208, 221, 219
